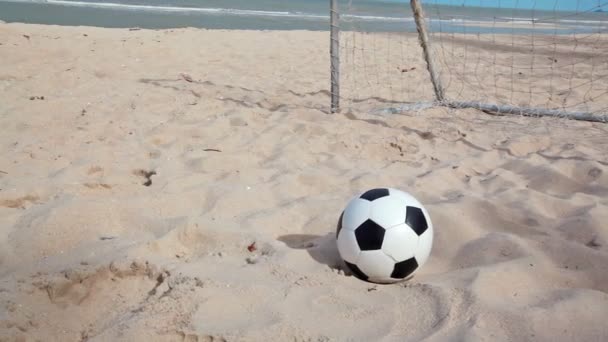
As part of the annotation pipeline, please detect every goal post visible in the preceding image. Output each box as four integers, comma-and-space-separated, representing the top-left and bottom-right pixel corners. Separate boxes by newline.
330, 0, 340, 113
410, 0, 445, 102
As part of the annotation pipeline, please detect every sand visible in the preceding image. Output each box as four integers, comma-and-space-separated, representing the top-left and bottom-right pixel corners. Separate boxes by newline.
1, 22, 608, 341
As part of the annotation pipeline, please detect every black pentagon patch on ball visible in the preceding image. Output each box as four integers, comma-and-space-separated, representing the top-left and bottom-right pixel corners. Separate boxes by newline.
344, 261, 369, 281
355, 219, 385, 250
391, 257, 419, 279
336, 211, 344, 236
406, 206, 428, 235
359, 188, 390, 201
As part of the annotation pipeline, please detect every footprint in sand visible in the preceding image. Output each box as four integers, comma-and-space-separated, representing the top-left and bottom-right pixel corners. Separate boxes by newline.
174, 332, 227, 342
83, 183, 112, 190
0, 195, 40, 209
274, 283, 451, 340
32, 261, 165, 307
13, 261, 206, 340
450, 232, 529, 269
83, 166, 111, 189
87, 166, 103, 175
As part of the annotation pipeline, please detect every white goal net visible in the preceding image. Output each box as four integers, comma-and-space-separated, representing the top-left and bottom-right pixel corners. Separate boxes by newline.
336, 0, 608, 119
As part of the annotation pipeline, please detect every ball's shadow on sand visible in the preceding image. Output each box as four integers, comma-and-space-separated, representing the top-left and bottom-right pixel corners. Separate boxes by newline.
277, 233, 346, 271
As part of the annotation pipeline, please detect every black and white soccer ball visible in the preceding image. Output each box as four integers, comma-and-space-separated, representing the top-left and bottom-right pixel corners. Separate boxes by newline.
336, 188, 433, 284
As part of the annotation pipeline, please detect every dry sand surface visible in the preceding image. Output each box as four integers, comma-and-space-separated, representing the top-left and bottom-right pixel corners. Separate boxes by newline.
1, 23, 608, 341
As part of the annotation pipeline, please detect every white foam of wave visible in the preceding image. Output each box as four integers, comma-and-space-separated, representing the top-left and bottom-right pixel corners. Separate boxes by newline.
497, 16, 608, 26
342, 14, 408, 22
440, 15, 607, 29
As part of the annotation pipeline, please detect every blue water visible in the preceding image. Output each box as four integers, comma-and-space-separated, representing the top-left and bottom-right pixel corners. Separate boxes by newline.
0, 0, 606, 33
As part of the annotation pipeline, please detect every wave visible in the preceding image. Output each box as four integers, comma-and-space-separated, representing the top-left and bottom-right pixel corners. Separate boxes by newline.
0, 0, 409, 22
496, 16, 608, 26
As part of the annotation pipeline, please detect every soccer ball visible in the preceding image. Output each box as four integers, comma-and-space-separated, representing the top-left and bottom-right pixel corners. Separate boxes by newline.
336, 188, 433, 284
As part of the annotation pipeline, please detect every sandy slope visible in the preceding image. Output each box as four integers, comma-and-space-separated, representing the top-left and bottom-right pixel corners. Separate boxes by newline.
1, 23, 608, 341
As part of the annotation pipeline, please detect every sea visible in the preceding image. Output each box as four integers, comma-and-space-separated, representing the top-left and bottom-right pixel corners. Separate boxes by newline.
0, 0, 606, 34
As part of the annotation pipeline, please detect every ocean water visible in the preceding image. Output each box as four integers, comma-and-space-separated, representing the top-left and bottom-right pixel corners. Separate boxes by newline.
0, 0, 606, 33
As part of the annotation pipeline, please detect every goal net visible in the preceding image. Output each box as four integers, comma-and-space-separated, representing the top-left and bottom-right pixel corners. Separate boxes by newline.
336, 0, 608, 119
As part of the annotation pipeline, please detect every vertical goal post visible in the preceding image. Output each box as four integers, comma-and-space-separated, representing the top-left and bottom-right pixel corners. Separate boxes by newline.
330, 0, 340, 113
410, 0, 445, 103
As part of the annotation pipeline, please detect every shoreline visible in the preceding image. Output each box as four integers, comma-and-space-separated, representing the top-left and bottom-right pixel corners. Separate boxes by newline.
0, 20, 601, 36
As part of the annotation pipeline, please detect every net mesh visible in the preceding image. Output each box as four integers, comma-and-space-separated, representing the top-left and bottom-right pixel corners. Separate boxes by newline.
337, 1, 608, 117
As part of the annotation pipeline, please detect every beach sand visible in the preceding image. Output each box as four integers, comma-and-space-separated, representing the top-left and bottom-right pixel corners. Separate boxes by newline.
1, 22, 608, 341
